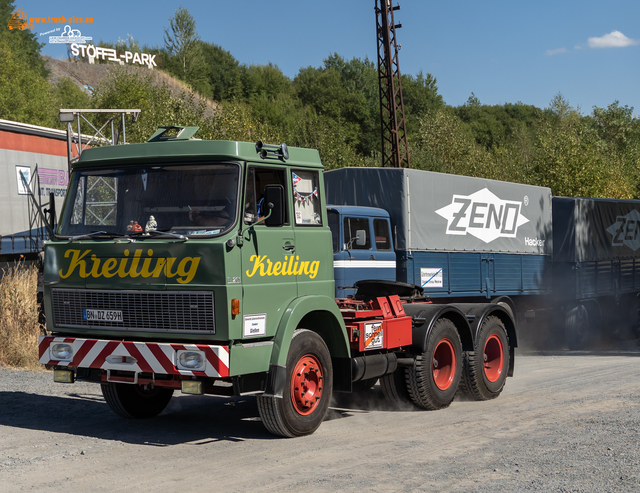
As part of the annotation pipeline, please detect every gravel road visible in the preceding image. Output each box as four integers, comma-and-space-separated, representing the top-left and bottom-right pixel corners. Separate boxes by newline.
2, 347, 640, 492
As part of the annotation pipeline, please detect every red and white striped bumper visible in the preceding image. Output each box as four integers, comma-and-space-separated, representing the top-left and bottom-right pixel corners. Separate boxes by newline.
38, 336, 229, 378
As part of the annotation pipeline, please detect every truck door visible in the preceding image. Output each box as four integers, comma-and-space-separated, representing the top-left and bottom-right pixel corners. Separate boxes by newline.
290, 169, 334, 297
240, 166, 297, 339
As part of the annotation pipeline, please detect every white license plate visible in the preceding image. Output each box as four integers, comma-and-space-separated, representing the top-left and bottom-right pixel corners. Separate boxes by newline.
83, 308, 123, 322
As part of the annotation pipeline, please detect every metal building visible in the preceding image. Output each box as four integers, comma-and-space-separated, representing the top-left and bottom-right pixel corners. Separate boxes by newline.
0, 119, 69, 265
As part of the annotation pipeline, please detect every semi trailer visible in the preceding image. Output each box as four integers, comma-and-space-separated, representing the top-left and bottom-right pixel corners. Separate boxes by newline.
325, 168, 640, 349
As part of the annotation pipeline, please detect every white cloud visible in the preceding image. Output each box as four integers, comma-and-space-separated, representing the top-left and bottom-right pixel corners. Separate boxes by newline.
588, 30, 640, 48
546, 47, 567, 56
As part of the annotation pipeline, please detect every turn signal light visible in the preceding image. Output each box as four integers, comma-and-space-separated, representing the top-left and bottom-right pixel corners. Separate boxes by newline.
231, 298, 240, 316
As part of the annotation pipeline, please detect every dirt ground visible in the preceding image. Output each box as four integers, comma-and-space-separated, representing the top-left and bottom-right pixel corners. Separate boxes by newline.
2, 349, 640, 492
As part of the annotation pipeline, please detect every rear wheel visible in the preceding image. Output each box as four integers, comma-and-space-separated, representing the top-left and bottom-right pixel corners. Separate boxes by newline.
565, 304, 590, 350
407, 318, 462, 410
380, 368, 415, 408
257, 329, 333, 437
460, 316, 509, 400
101, 383, 174, 418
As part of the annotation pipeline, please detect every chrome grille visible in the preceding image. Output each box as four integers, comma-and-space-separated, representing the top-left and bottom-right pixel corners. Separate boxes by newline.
51, 289, 215, 333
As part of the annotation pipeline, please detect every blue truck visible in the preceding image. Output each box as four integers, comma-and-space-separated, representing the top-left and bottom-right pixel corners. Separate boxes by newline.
326, 168, 640, 350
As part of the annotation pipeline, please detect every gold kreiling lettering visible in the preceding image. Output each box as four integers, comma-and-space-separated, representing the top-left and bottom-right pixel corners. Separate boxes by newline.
245, 255, 320, 279
58, 248, 200, 283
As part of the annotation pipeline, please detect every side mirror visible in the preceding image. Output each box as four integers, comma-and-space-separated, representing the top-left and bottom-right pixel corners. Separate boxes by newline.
356, 229, 366, 246
264, 185, 285, 227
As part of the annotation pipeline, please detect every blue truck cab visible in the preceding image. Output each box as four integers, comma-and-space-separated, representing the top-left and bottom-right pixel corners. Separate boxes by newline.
328, 205, 396, 298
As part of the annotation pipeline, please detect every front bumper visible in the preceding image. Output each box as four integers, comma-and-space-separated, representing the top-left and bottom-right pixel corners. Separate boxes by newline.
38, 335, 230, 378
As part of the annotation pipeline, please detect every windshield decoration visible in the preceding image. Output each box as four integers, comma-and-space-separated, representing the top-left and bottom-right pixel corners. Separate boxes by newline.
58, 248, 200, 284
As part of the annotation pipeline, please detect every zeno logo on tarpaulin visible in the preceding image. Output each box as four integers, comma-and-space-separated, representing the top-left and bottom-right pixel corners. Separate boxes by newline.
435, 188, 530, 243
606, 209, 640, 251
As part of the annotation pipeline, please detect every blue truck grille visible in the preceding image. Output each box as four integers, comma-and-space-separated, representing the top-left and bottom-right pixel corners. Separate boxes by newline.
51, 288, 215, 333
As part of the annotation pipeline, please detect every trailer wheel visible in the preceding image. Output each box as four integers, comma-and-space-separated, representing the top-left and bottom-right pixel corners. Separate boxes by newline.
629, 298, 640, 339
407, 318, 462, 410
100, 383, 173, 419
257, 329, 332, 438
460, 316, 509, 400
380, 369, 415, 408
565, 304, 590, 350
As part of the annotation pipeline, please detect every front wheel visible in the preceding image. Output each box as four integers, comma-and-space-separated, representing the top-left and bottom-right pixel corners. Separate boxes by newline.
257, 329, 333, 437
407, 318, 462, 410
101, 383, 174, 418
460, 316, 509, 400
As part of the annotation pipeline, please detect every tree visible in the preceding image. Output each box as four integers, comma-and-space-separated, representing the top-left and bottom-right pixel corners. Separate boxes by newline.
198, 41, 242, 101
591, 101, 638, 152
163, 6, 205, 89
0, 0, 47, 77
0, 38, 56, 126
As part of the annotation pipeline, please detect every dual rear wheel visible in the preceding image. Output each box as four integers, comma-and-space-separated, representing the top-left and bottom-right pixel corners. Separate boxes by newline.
382, 316, 509, 408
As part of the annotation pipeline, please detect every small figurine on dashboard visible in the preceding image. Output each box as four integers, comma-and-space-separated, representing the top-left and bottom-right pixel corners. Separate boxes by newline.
131, 221, 143, 232
145, 215, 158, 234
126, 220, 134, 231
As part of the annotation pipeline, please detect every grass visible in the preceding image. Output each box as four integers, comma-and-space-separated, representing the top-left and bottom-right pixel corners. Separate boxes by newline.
0, 262, 44, 369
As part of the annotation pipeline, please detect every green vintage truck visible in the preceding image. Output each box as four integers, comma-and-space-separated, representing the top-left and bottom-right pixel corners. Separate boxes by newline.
39, 126, 516, 437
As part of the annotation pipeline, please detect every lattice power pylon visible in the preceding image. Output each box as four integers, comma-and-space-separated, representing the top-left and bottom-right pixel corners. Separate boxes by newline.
375, 0, 410, 168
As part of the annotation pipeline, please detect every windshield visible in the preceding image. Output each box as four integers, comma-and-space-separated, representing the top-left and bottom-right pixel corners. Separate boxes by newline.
58, 163, 240, 237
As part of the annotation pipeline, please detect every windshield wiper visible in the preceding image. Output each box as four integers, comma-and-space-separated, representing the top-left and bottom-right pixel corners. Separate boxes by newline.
67, 231, 130, 242
129, 229, 189, 241
68, 231, 108, 241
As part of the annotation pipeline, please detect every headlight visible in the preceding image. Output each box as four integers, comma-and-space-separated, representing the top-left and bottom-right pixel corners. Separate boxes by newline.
177, 351, 205, 370
51, 343, 73, 360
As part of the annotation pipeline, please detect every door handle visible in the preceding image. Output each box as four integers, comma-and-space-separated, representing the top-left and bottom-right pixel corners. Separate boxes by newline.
283, 244, 295, 252
369, 255, 376, 260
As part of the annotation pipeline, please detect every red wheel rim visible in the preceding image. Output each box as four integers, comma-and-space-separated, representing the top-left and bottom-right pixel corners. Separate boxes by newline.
483, 334, 504, 383
432, 338, 456, 390
290, 354, 324, 416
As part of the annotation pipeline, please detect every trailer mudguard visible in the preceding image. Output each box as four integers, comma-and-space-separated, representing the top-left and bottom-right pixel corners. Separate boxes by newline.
403, 304, 473, 353
449, 302, 517, 377
262, 294, 351, 398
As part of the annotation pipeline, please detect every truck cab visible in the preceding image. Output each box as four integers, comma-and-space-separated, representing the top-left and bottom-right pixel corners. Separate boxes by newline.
327, 205, 396, 298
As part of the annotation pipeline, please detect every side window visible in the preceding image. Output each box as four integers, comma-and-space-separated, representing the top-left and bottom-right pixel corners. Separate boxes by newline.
373, 219, 391, 250
292, 170, 322, 226
244, 166, 287, 225
328, 210, 340, 253
343, 217, 371, 250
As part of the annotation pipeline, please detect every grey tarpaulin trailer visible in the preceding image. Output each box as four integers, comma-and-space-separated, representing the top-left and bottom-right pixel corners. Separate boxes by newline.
324, 167, 553, 299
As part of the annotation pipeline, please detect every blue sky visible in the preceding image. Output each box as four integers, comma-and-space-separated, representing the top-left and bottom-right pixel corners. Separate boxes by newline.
16, 0, 640, 116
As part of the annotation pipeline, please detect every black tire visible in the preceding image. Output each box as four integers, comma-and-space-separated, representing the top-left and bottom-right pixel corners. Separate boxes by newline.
565, 304, 590, 350
101, 383, 174, 418
352, 377, 378, 392
406, 318, 462, 410
380, 369, 415, 408
460, 316, 509, 401
628, 298, 640, 339
257, 329, 333, 438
